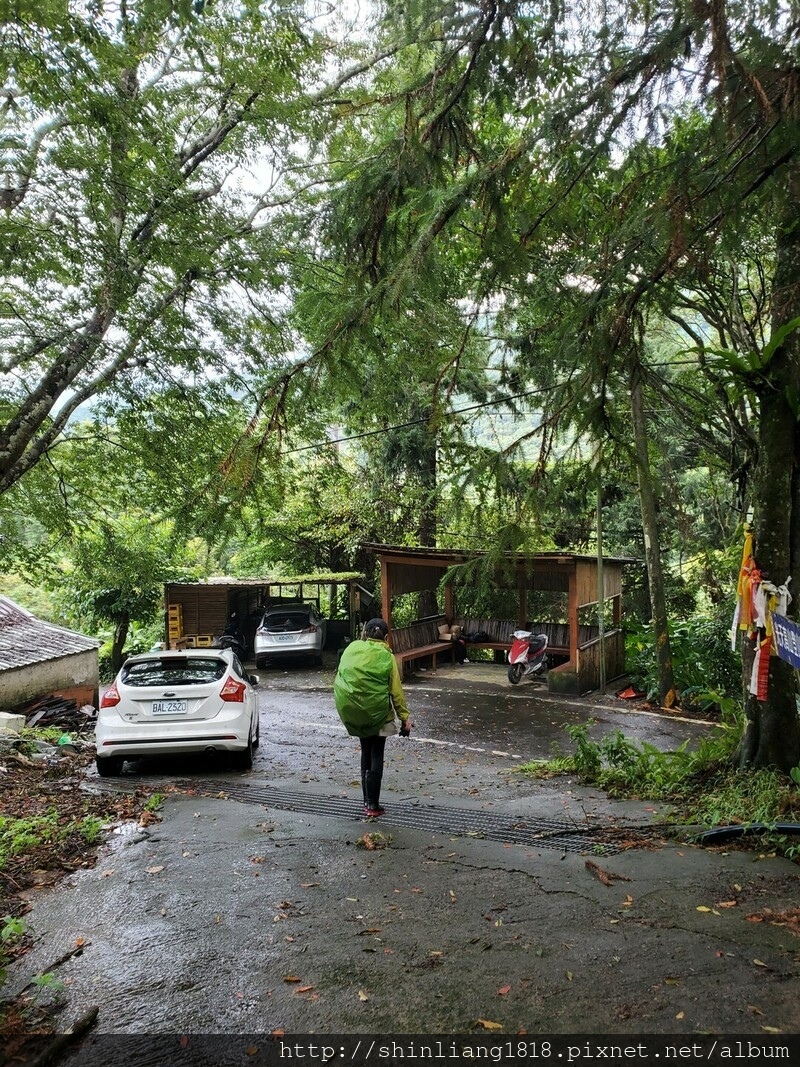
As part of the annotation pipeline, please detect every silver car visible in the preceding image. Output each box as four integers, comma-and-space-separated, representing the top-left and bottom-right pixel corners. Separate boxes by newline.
254, 603, 327, 668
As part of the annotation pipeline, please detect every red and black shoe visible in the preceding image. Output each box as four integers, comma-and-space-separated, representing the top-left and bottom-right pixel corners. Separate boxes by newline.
364, 805, 385, 817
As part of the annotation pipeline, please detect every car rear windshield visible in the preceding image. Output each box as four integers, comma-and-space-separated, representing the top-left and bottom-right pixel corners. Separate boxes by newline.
121, 657, 227, 687
263, 612, 311, 631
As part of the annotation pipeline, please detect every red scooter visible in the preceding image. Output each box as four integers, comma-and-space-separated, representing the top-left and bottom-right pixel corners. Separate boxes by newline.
507, 630, 549, 685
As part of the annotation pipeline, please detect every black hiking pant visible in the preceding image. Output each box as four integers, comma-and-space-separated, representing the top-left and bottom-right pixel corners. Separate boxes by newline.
360, 735, 387, 808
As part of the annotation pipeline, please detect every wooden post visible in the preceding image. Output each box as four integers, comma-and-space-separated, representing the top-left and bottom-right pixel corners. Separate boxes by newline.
444, 582, 453, 622
568, 567, 579, 667
596, 478, 606, 694
381, 557, 392, 629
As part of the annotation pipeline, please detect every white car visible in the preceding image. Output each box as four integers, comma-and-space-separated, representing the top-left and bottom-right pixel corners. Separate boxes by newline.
95, 648, 260, 776
254, 602, 327, 668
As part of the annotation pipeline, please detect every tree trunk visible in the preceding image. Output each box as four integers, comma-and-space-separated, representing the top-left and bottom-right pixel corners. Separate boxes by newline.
737, 156, 800, 772
110, 614, 130, 675
629, 356, 678, 707
417, 420, 439, 618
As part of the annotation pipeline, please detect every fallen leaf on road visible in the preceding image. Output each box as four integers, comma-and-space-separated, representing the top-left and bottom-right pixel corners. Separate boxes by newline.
745, 907, 800, 935
296, 985, 314, 994
358, 990, 369, 1001
761, 1027, 783, 1033
497, 985, 511, 996
753, 959, 768, 968
715, 900, 738, 908
676, 1012, 684, 1020
246, 1048, 259, 1057
477, 1019, 503, 1031
283, 976, 302, 983
145, 866, 164, 874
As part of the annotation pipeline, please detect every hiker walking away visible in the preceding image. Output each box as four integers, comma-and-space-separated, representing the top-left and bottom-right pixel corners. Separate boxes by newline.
333, 617, 413, 818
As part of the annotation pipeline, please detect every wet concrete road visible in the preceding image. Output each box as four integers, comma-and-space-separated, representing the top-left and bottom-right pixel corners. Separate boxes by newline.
9, 661, 800, 1039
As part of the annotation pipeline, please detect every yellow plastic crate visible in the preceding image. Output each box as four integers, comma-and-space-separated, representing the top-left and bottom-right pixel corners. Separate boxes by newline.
195, 634, 214, 647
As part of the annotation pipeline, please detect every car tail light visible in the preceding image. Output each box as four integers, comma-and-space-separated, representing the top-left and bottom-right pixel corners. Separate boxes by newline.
220, 676, 247, 702
100, 683, 121, 708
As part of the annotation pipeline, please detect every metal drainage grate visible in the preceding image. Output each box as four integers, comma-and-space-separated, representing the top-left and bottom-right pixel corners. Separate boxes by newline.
96, 777, 656, 855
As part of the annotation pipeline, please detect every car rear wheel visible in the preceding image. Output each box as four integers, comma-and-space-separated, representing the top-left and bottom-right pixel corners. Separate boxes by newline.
232, 727, 254, 770
253, 714, 261, 749
96, 755, 125, 777
255, 655, 266, 670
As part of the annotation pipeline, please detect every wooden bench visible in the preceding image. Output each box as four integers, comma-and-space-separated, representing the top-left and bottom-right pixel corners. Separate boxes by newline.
454, 619, 572, 659
390, 615, 456, 671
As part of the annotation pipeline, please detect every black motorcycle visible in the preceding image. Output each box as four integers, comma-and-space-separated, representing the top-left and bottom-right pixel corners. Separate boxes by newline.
212, 630, 247, 662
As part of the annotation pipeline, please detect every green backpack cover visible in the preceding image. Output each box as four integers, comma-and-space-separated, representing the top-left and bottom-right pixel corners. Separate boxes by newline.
334, 639, 393, 738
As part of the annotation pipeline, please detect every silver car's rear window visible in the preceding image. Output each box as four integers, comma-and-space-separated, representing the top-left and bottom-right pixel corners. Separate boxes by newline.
121, 658, 227, 687
263, 612, 311, 631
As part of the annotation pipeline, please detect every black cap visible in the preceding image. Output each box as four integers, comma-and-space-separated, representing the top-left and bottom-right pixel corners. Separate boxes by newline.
364, 618, 388, 639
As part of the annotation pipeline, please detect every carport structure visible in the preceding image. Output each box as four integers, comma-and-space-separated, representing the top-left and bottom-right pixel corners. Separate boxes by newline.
162, 574, 367, 655
365, 543, 632, 694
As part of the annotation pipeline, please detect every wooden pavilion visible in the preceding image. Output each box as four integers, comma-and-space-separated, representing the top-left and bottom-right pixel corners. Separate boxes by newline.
365, 544, 633, 694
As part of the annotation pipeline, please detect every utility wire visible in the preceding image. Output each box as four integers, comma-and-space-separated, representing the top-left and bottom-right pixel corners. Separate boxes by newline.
283, 384, 559, 455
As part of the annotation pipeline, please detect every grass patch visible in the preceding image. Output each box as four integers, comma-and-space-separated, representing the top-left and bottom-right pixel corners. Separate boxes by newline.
515, 712, 800, 860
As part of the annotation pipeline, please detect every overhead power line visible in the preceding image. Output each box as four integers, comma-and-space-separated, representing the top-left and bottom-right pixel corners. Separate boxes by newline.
283, 385, 557, 456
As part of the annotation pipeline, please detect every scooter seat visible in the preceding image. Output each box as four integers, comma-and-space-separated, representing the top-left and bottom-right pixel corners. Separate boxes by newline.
529, 634, 548, 654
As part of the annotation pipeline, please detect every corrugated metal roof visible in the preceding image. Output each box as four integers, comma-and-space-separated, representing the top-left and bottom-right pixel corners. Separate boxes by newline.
166, 573, 364, 586
0, 596, 100, 671
361, 543, 638, 565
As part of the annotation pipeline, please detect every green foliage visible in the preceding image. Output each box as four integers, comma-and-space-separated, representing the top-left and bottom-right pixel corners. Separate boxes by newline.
520, 715, 743, 804
0, 915, 27, 993
29, 971, 66, 1001
519, 716, 800, 858
0, 810, 111, 869
1, 2, 328, 497
1, 916, 26, 944
18, 726, 68, 749
0, 813, 60, 868
625, 613, 740, 712
689, 769, 800, 829
77, 817, 106, 846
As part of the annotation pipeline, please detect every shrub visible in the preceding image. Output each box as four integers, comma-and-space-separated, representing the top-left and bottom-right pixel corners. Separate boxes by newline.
625, 609, 740, 712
